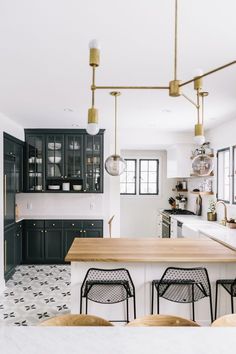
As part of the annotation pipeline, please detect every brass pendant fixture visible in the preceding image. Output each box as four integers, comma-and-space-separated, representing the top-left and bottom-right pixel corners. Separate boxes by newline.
86, 0, 235, 138
104, 92, 126, 176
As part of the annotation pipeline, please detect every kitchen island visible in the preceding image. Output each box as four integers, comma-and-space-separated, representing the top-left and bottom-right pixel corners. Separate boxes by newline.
65, 238, 236, 324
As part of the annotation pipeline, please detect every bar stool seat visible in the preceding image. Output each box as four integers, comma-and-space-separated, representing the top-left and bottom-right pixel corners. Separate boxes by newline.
40, 314, 113, 326
215, 278, 236, 319
80, 268, 136, 323
127, 314, 200, 327
151, 267, 213, 322
211, 314, 236, 327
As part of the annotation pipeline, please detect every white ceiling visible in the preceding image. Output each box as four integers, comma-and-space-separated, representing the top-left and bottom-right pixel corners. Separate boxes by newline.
0, 0, 235, 147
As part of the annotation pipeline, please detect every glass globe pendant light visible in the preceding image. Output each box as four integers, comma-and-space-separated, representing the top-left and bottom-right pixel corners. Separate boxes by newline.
105, 92, 126, 176
192, 152, 214, 176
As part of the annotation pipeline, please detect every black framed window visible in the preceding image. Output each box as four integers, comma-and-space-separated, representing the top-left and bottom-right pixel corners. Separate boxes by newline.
139, 159, 159, 195
217, 147, 230, 203
233, 146, 236, 204
120, 159, 137, 195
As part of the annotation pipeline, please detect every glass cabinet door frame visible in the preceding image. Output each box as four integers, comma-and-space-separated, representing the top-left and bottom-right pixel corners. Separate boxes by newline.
45, 134, 65, 180
65, 134, 84, 181
25, 134, 45, 192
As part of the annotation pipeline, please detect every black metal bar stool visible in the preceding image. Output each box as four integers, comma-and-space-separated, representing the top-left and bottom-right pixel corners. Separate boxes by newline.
80, 268, 136, 323
151, 267, 213, 322
215, 278, 236, 319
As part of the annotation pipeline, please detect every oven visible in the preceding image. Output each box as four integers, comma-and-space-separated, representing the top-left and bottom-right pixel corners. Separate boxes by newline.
161, 212, 171, 238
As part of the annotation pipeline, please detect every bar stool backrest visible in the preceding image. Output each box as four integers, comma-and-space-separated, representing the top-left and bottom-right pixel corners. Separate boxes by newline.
81, 268, 135, 303
127, 315, 200, 327
40, 314, 113, 326
158, 267, 211, 303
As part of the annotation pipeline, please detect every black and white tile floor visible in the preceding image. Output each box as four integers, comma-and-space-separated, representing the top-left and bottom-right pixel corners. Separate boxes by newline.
0, 265, 71, 326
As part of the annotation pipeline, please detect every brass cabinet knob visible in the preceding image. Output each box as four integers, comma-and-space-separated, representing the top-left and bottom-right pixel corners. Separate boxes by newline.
91, 223, 94, 226
53, 224, 55, 226
72, 223, 74, 226
45, 230, 47, 233
33, 223, 36, 226
83, 230, 86, 233
41, 230, 43, 233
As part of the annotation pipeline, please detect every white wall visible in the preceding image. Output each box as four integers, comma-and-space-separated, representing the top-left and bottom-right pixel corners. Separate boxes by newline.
0, 113, 24, 293
186, 117, 236, 221
120, 150, 176, 238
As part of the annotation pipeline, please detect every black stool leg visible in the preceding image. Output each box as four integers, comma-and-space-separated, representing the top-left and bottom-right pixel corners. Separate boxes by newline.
126, 298, 129, 323
151, 282, 154, 314
209, 293, 213, 323
133, 295, 136, 319
85, 297, 88, 314
80, 289, 83, 314
191, 284, 195, 321
157, 290, 160, 314
215, 282, 219, 320
231, 294, 234, 314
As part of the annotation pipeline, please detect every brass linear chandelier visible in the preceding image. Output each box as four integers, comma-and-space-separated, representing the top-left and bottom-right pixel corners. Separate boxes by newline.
86, 0, 235, 143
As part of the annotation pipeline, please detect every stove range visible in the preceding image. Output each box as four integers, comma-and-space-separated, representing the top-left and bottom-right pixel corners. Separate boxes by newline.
163, 209, 195, 215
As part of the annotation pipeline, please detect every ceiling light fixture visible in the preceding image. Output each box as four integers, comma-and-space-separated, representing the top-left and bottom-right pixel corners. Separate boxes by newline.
105, 92, 126, 176
86, 0, 235, 138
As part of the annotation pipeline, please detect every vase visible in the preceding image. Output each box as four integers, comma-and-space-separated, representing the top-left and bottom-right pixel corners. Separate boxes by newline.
207, 212, 217, 221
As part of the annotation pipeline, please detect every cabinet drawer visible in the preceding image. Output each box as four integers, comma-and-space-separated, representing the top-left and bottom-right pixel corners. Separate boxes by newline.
25, 220, 44, 229
83, 220, 103, 229
45, 220, 63, 229
63, 220, 83, 229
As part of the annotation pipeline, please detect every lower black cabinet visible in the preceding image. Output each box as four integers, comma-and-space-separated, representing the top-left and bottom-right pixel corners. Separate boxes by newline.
15, 223, 23, 266
23, 219, 103, 264
24, 227, 44, 263
4, 224, 15, 279
45, 229, 64, 263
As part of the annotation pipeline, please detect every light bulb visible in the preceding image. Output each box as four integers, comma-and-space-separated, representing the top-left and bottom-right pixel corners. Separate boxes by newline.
105, 155, 126, 176
89, 39, 101, 50
194, 134, 205, 145
193, 68, 203, 77
86, 123, 99, 136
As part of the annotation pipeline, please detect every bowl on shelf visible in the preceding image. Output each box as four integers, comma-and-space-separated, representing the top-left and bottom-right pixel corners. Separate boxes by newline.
48, 185, 60, 190
69, 143, 80, 150
48, 156, 61, 163
48, 142, 62, 150
73, 185, 82, 191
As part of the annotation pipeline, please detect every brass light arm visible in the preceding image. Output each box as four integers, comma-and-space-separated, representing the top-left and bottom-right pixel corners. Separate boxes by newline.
174, 0, 178, 81
181, 93, 199, 109
93, 85, 169, 90
91, 66, 96, 107
180, 60, 236, 87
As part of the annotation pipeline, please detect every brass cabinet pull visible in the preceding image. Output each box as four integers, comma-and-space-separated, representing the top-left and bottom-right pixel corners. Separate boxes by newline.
83, 230, 86, 233
4, 174, 7, 217
72, 223, 74, 226
91, 223, 94, 226
52, 224, 55, 226
80, 229, 83, 233
4, 240, 7, 272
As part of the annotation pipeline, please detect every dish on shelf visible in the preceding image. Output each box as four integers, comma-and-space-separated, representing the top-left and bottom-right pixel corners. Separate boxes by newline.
48, 156, 61, 163
73, 185, 82, 191
48, 185, 60, 190
69, 143, 80, 150
48, 165, 61, 177
35, 185, 42, 191
48, 142, 62, 150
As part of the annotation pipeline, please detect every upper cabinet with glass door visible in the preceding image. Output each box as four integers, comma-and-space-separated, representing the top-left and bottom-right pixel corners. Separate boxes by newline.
65, 134, 83, 180
46, 135, 64, 182
84, 134, 103, 193
26, 134, 44, 192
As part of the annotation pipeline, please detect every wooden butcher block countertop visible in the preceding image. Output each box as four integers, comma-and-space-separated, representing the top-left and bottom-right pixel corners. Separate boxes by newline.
65, 237, 236, 263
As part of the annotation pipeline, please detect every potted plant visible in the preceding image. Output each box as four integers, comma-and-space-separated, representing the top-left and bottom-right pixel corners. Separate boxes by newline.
207, 200, 217, 221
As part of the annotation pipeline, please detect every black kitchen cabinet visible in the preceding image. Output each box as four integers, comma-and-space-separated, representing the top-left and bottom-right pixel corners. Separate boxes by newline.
24, 129, 104, 193
23, 219, 103, 264
4, 224, 16, 279
44, 220, 64, 262
25, 134, 45, 192
15, 222, 23, 266
24, 221, 45, 263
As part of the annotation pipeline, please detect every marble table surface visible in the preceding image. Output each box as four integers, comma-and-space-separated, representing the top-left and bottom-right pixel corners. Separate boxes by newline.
1, 327, 236, 354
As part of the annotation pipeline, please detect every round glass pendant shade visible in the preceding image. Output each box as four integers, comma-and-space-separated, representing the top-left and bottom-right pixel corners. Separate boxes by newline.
192, 154, 214, 176
105, 155, 126, 176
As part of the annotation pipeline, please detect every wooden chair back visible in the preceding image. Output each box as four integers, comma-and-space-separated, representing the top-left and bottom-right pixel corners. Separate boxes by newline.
40, 314, 113, 326
211, 314, 236, 327
127, 314, 200, 327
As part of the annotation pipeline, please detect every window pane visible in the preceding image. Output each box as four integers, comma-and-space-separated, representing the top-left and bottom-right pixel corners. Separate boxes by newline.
140, 160, 148, 171
127, 184, 135, 194
120, 183, 126, 194
149, 161, 157, 171
217, 148, 230, 202
139, 159, 159, 195
140, 183, 147, 194
120, 159, 136, 194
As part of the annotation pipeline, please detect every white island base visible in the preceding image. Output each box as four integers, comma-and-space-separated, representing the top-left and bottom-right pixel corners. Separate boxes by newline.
71, 261, 236, 325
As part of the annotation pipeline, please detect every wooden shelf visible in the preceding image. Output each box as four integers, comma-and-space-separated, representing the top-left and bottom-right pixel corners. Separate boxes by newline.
190, 154, 214, 160
172, 189, 188, 192
190, 191, 214, 195
189, 172, 214, 178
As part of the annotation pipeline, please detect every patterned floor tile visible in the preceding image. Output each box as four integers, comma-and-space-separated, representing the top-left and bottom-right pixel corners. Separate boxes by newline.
0, 265, 71, 326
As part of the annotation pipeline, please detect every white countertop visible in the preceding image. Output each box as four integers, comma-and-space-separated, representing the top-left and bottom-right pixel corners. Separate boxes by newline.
16, 215, 104, 222
172, 215, 236, 251
0, 327, 236, 354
